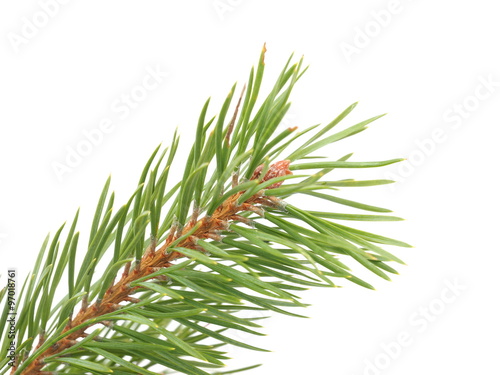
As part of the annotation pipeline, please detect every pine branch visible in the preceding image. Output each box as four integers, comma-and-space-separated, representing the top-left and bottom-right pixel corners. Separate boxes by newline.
21, 163, 293, 373
0, 45, 409, 375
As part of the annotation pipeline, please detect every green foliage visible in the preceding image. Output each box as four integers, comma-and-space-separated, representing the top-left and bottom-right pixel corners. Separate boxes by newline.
0, 47, 408, 375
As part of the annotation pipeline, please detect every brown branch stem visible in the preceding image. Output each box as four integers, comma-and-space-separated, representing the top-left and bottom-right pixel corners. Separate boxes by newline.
19, 160, 291, 374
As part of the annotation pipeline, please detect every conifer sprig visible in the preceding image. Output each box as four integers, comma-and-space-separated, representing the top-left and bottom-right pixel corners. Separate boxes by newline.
0, 45, 409, 375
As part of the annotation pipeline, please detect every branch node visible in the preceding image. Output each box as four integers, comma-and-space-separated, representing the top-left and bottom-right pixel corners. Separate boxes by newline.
205, 232, 222, 242
189, 203, 200, 227
124, 296, 141, 304
232, 172, 239, 188
81, 294, 89, 312
241, 203, 265, 217
268, 196, 288, 212
144, 235, 157, 258
121, 261, 131, 280
230, 215, 255, 228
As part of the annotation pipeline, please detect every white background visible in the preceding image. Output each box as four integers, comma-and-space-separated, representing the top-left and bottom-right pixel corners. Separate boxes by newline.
1, 1, 499, 374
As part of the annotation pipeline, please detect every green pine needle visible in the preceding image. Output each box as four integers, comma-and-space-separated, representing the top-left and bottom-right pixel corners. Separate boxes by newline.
1, 46, 408, 375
